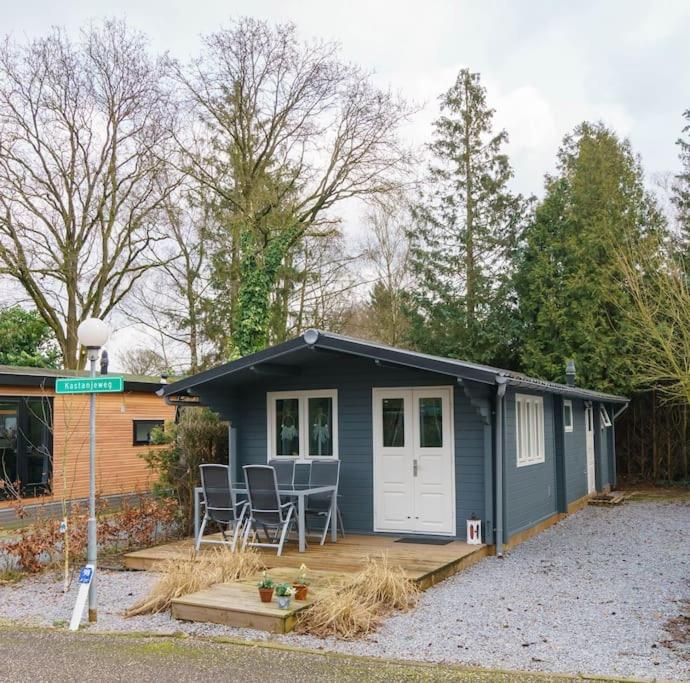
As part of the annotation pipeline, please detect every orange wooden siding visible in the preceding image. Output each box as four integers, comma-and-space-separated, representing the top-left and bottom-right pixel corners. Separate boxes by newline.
0, 386, 175, 508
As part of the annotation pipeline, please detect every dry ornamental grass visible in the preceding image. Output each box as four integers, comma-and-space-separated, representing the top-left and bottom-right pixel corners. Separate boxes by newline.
296, 554, 419, 639
125, 547, 264, 617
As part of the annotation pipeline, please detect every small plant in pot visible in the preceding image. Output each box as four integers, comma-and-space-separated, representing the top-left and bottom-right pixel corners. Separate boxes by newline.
293, 563, 310, 600
257, 572, 274, 603
275, 583, 294, 609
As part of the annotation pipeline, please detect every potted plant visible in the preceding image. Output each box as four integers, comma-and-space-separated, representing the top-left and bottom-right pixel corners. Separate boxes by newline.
257, 572, 274, 603
293, 563, 310, 600
275, 583, 294, 609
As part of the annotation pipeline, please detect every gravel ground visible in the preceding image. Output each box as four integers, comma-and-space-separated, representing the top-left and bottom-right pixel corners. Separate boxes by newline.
1, 500, 688, 681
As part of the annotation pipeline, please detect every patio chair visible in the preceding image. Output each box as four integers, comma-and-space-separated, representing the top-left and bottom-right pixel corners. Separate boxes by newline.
195, 464, 247, 552
267, 459, 295, 488
305, 460, 345, 545
242, 465, 296, 556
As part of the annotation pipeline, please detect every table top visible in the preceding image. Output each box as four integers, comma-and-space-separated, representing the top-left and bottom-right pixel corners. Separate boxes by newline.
195, 484, 336, 496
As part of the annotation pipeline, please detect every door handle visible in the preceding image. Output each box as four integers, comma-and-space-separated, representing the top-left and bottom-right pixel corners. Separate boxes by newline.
413, 460, 418, 477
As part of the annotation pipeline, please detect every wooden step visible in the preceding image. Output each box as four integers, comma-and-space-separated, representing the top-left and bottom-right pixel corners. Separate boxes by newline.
172, 577, 328, 634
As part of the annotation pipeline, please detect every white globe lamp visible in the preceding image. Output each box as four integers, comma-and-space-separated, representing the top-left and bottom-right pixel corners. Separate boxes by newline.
77, 318, 111, 349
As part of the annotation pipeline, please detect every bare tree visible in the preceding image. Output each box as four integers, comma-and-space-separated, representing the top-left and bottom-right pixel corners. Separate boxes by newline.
359, 196, 413, 345
118, 347, 169, 377
127, 184, 213, 372
0, 21, 178, 368
618, 247, 690, 406
173, 18, 415, 354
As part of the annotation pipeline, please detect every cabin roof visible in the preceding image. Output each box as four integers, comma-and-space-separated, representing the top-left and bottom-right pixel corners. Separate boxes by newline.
161, 330, 628, 404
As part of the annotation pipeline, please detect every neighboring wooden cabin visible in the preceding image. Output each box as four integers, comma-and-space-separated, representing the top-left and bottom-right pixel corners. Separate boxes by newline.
0, 365, 175, 523
162, 330, 627, 553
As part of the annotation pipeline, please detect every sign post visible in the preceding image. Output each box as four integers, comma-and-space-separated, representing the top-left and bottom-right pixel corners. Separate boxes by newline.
61, 326, 119, 623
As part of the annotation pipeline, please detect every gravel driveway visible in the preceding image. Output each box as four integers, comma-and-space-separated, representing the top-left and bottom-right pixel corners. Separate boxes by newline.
1, 500, 688, 681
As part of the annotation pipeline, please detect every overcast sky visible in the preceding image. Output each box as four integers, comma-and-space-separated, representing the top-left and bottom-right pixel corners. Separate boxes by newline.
5, 0, 689, 196
3, 1, 689, 368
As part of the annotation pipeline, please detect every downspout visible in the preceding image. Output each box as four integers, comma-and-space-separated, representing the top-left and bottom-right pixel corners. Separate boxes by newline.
495, 376, 509, 558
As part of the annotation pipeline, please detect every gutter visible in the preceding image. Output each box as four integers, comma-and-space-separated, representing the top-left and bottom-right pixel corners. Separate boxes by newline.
494, 375, 509, 558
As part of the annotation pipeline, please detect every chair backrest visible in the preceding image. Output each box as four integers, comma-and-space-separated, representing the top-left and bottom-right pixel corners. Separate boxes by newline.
293, 462, 311, 487
267, 459, 295, 488
244, 465, 284, 526
309, 460, 340, 489
200, 464, 237, 524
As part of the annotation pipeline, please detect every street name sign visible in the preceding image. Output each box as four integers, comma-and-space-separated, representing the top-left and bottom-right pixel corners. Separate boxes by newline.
55, 376, 124, 394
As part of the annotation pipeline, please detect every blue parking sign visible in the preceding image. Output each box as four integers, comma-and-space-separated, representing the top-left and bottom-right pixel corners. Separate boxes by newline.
78, 566, 93, 584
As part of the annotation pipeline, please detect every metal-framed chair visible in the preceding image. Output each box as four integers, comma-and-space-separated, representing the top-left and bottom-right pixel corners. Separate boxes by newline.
242, 465, 296, 556
195, 464, 247, 552
267, 459, 296, 488
305, 460, 345, 545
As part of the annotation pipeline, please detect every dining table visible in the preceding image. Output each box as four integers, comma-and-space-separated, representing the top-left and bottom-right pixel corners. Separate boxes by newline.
194, 482, 338, 553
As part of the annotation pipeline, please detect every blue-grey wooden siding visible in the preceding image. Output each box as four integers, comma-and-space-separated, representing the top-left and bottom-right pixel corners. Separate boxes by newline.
564, 398, 588, 503
503, 388, 558, 538
198, 356, 487, 538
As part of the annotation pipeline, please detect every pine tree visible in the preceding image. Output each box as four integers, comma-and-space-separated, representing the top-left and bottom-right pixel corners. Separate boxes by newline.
406, 69, 528, 366
514, 122, 666, 393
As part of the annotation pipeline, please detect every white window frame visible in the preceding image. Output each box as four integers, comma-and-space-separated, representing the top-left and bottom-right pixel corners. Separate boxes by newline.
515, 393, 545, 467
600, 405, 612, 428
563, 400, 574, 433
266, 389, 339, 461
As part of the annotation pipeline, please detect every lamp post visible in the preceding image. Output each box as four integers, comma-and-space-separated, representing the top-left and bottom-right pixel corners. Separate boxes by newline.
76, 317, 110, 623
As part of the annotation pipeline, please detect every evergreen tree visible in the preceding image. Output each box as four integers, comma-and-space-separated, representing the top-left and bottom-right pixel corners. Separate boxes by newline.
514, 122, 666, 394
406, 69, 528, 366
0, 306, 60, 368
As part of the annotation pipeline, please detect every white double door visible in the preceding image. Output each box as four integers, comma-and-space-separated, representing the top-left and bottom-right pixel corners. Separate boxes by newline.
373, 387, 455, 535
585, 403, 596, 494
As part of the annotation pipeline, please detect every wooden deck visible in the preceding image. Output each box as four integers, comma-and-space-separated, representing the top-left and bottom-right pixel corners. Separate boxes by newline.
125, 534, 489, 633
124, 533, 489, 590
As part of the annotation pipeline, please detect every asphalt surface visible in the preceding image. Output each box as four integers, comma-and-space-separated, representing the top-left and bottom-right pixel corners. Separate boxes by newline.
0, 627, 633, 682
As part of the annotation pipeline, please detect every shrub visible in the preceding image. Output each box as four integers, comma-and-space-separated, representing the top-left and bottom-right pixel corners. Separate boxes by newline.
140, 407, 229, 535
0, 495, 179, 574
125, 546, 264, 616
296, 554, 419, 639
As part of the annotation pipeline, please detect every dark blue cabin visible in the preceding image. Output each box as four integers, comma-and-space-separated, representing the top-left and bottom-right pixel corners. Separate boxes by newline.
161, 330, 627, 552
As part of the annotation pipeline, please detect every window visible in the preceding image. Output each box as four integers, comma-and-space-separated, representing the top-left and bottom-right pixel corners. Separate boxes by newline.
382, 398, 405, 447
133, 419, 164, 445
600, 405, 612, 428
515, 394, 545, 467
267, 390, 338, 460
0, 396, 52, 499
563, 400, 574, 433
419, 397, 443, 447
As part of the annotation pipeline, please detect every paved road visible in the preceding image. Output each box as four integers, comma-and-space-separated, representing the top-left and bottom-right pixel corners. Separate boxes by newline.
0, 627, 633, 682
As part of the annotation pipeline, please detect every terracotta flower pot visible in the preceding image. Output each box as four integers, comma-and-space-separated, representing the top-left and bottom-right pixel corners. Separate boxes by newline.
293, 583, 309, 601
258, 587, 274, 603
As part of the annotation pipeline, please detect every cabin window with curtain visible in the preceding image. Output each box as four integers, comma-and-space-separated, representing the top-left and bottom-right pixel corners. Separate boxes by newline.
515, 394, 545, 466
267, 390, 338, 460
563, 400, 574, 433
